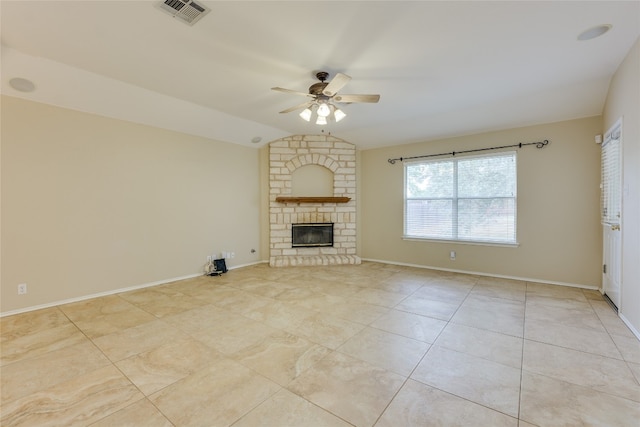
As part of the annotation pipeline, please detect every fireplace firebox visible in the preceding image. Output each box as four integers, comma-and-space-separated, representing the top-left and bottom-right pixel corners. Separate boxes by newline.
291, 223, 334, 248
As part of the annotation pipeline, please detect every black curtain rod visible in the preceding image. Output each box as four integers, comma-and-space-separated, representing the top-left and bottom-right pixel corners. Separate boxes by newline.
387, 139, 549, 164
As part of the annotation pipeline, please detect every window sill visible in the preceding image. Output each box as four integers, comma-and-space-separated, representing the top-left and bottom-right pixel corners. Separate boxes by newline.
402, 236, 520, 248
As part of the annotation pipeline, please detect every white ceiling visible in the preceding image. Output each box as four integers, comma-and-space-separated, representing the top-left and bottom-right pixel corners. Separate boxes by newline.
1, 1, 639, 149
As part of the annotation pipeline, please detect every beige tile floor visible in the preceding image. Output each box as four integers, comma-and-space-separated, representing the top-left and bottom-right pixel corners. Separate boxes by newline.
1, 262, 639, 426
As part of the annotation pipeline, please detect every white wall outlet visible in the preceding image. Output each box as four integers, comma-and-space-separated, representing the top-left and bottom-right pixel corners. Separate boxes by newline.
18, 283, 27, 295
206, 255, 212, 263
230, 252, 235, 258
450, 251, 456, 260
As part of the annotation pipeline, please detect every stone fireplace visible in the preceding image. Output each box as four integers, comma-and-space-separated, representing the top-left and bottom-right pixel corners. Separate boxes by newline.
269, 135, 361, 267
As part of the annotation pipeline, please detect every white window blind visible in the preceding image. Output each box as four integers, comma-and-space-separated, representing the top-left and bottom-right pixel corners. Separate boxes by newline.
405, 152, 517, 244
601, 123, 621, 224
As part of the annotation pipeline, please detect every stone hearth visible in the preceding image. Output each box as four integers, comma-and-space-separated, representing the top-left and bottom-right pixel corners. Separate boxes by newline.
269, 135, 361, 267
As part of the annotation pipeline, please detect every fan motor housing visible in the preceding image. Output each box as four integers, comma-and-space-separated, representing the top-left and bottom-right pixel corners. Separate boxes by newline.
309, 82, 328, 96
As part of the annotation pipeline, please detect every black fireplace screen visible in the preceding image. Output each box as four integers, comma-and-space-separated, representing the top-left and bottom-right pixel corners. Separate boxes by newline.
291, 223, 334, 248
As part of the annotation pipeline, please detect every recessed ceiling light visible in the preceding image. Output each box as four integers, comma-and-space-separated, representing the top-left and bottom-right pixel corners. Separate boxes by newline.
251, 136, 262, 144
9, 77, 36, 92
578, 24, 612, 41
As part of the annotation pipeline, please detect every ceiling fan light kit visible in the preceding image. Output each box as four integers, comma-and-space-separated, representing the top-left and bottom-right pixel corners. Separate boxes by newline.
273, 71, 380, 125
298, 102, 347, 125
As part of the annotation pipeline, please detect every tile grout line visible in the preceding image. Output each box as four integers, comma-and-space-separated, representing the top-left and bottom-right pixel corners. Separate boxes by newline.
587, 293, 640, 389
518, 285, 640, 421
51, 306, 167, 426
372, 276, 498, 426
518, 281, 530, 424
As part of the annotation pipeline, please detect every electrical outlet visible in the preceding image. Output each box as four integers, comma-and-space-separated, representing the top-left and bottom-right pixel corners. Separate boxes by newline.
450, 251, 456, 260
230, 252, 235, 259
207, 255, 212, 263
18, 283, 27, 295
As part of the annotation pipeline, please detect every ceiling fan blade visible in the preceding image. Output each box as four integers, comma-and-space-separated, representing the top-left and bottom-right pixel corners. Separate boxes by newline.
271, 87, 313, 97
333, 94, 380, 103
322, 73, 351, 96
279, 101, 313, 114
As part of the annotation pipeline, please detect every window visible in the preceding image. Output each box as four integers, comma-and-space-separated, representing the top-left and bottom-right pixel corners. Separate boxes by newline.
404, 152, 517, 244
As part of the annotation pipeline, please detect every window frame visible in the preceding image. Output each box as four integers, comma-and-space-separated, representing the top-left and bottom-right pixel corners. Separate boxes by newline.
403, 151, 518, 246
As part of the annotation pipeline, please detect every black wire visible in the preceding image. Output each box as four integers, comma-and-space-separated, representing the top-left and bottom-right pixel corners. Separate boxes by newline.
387, 140, 549, 164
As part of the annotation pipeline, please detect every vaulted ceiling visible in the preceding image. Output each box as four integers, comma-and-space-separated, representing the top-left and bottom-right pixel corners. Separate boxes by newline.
1, 1, 638, 149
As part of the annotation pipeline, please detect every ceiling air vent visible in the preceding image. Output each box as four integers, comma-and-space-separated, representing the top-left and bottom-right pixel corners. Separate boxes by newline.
156, 0, 210, 26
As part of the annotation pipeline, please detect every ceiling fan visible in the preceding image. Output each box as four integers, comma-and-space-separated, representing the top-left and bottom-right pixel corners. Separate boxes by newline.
272, 71, 380, 124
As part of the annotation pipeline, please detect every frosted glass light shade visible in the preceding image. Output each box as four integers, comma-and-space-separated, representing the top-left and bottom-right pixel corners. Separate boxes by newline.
316, 115, 328, 125
317, 103, 331, 117
334, 108, 346, 122
299, 108, 312, 121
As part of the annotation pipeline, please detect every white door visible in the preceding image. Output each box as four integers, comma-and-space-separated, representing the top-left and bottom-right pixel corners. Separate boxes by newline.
603, 224, 621, 308
601, 119, 622, 308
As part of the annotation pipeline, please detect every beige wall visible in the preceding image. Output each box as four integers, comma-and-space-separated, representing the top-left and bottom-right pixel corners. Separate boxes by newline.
360, 116, 603, 287
603, 38, 640, 334
1, 96, 263, 314
259, 146, 270, 261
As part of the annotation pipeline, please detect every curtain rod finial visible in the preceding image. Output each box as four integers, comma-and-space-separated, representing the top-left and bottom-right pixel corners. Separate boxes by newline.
536, 140, 550, 148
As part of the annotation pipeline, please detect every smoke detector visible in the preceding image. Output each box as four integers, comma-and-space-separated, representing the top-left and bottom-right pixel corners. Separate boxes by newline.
156, 0, 210, 26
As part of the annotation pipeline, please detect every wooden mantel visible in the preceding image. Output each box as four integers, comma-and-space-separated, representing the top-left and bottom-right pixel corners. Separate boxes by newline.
275, 196, 351, 204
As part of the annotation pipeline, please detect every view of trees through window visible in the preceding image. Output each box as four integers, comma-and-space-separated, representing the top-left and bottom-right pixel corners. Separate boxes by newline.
405, 152, 517, 243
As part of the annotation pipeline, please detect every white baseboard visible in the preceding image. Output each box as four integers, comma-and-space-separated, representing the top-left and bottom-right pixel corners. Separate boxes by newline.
1, 259, 605, 317
619, 312, 640, 341
0, 261, 265, 318
361, 258, 600, 290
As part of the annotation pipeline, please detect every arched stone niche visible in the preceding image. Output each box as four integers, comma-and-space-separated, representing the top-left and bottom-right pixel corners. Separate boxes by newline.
291, 164, 333, 196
